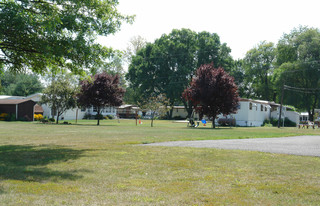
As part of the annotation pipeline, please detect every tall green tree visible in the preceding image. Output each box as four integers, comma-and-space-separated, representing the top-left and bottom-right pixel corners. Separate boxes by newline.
0, 0, 133, 73
0, 71, 43, 96
274, 27, 320, 120
243, 41, 276, 101
126, 28, 233, 118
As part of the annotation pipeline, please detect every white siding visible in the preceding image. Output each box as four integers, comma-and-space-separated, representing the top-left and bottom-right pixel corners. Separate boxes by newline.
218, 101, 270, 127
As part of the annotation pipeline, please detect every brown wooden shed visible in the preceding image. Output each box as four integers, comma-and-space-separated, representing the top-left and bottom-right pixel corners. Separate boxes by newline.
0, 99, 37, 121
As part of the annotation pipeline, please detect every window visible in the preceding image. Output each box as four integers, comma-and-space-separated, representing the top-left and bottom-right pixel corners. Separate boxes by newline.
249, 102, 252, 110
93, 106, 97, 112
261, 105, 263, 111
265, 106, 267, 112
81, 107, 86, 112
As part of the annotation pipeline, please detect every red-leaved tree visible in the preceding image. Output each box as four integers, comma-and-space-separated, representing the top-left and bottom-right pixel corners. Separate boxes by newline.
78, 72, 125, 125
182, 63, 239, 128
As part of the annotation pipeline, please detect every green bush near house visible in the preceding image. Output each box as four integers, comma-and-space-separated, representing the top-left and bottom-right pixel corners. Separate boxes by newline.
94, 114, 103, 120
106, 114, 114, 120
263, 117, 296, 127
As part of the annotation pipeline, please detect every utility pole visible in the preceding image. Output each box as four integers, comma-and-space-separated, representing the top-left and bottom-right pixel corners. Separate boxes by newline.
278, 84, 285, 128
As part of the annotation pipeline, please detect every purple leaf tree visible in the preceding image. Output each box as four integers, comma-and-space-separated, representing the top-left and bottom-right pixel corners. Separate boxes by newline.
183, 63, 239, 128
78, 72, 125, 125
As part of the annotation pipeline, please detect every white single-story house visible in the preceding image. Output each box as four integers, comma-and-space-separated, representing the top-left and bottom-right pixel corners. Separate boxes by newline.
2, 93, 118, 121
171, 106, 188, 119
219, 99, 271, 127
170, 98, 299, 127
219, 99, 299, 127
26, 93, 118, 120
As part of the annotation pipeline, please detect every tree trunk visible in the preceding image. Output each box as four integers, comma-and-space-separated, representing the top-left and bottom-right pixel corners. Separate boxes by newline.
151, 111, 155, 127
308, 109, 313, 122
211, 114, 216, 129
76, 108, 78, 124
166, 108, 173, 120
265, 75, 269, 100
56, 112, 60, 124
183, 100, 193, 118
310, 96, 318, 122
97, 107, 100, 126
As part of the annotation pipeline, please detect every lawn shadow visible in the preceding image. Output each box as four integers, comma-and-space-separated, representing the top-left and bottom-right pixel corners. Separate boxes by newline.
70, 124, 117, 127
37, 122, 117, 127
186, 127, 233, 130
0, 145, 88, 182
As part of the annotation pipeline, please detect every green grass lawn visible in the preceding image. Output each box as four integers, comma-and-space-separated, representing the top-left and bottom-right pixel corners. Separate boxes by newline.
0, 120, 320, 205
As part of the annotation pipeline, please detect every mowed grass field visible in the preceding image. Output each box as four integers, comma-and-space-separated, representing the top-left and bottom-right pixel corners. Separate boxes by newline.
0, 120, 320, 205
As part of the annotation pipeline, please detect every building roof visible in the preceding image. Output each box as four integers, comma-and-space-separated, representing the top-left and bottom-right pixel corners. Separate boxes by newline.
118, 104, 136, 109
34, 104, 44, 113
0, 95, 25, 100
240, 98, 279, 106
0, 99, 35, 105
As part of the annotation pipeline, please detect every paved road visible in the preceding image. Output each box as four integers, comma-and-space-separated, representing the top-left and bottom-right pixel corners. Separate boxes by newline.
144, 136, 320, 157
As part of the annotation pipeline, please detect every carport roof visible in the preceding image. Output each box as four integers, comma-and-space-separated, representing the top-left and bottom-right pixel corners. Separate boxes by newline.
0, 99, 33, 105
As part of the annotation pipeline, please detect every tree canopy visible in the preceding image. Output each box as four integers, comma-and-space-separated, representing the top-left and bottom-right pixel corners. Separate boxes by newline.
183, 63, 239, 128
0, 0, 133, 74
41, 75, 77, 124
77, 72, 125, 125
126, 28, 233, 118
138, 94, 169, 127
273, 26, 320, 120
243, 41, 276, 101
0, 71, 43, 96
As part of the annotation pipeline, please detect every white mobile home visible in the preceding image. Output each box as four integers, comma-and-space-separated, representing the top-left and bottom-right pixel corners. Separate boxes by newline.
26, 93, 117, 120
227, 99, 271, 127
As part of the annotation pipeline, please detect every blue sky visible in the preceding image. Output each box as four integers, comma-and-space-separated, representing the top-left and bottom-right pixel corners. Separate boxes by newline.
99, 0, 320, 60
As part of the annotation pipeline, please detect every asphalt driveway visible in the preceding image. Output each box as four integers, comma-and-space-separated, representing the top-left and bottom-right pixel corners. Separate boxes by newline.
144, 136, 320, 157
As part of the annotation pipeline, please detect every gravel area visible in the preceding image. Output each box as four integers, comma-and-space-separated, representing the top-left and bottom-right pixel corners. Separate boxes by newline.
143, 136, 320, 157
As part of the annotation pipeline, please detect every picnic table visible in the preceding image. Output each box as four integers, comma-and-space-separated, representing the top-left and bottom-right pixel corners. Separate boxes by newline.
298, 121, 316, 129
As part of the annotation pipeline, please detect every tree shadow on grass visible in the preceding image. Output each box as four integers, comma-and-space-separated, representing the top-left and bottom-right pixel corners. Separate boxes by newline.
0, 145, 88, 182
185, 127, 233, 130
37, 123, 117, 127
70, 124, 117, 127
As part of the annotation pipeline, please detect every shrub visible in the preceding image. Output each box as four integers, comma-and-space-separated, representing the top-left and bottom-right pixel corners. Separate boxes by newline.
6, 114, 16, 121
264, 118, 296, 127
83, 113, 92, 119
0, 113, 8, 121
49, 117, 55, 122
41, 118, 49, 123
218, 118, 236, 126
95, 114, 103, 120
106, 114, 114, 120
34, 114, 44, 121
1, 113, 16, 121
